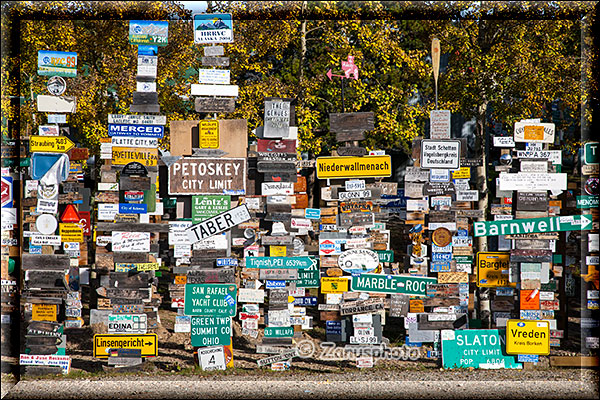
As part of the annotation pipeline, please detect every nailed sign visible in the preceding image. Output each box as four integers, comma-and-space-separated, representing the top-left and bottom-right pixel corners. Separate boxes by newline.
184, 284, 237, 316
498, 173, 566, 192
186, 204, 251, 243
263, 99, 291, 138
29, 136, 74, 153
112, 147, 158, 167
420, 139, 461, 170
169, 158, 246, 195
329, 112, 374, 141
192, 195, 231, 223
474, 215, 593, 237
316, 156, 391, 179
514, 122, 555, 143
350, 274, 436, 296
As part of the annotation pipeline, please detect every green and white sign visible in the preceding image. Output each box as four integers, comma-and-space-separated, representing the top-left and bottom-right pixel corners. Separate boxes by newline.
584, 142, 599, 165
350, 274, 436, 297
264, 326, 294, 338
376, 250, 394, 263
184, 284, 237, 316
441, 329, 521, 369
192, 195, 231, 223
577, 196, 599, 209
295, 263, 320, 288
474, 215, 593, 237
191, 316, 231, 346
246, 257, 316, 269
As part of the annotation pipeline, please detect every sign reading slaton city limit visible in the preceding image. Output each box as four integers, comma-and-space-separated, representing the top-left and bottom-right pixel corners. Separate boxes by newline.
316, 156, 392, 179
184, 284, 237, 316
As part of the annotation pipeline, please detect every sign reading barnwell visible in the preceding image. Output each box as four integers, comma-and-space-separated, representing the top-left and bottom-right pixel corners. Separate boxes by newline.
169, 158, 246, 195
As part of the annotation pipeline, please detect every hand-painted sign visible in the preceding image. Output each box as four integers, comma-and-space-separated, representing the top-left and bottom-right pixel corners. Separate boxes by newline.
194, 13, 234, 44
474, 215, 593, 237
186, 204, 251, 243
29, 136, 74, 153
93, 334, 158, 358
476, 252, 513, 287
191, 316, 231, 346
350, 274, 436, 296
169, 158, 246, 195
505, 319, 550, 355
38, 50, 77, 77
337, 249, 379, 275
421, 139, 461, 169
441, 329, 521, 369
112, 147, 158, 167
316, 156, 392, 179
129, 20, 168, 46
184, 284, 237, 316
198, 69, 231, 85
108, 124, 164, 138
111, 231, 150, 252
246, 257, 315, 269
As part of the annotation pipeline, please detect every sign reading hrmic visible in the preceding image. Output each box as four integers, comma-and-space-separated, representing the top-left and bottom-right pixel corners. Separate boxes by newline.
169, 158, 246, 195
93, 334, 158, 358
316, 156, 392, 179
505, 320, 550, 355
476, 252, 513, 287
474, 215, 593, 237
420, 139, 461, 169
108, 124, 164, 138
186, 204, 251, 243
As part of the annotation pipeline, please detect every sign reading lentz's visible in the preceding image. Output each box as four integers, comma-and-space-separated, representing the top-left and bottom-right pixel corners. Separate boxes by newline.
316, 156, 391, 179
169, 158, 246, 195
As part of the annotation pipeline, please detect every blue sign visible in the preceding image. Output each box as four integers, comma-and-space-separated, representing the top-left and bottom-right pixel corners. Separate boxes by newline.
430, 261, 451, 272
108, 124, 164, 138
326, 321, 341, 335
305, 208, 321, 219
292, 297, 318, 306
431, 252, 452, 262
265, 280, 286, 289
119, 203, 147, 214
193, 13, 234, 44
517, 354, 539, 363
441, 329, 521, 369
216, 258, 238, 267
138, 45, 158, 56
29, 245, 42, 254
129, 20, 169, 46
405, 336, 422, 347
37, 50, 77, 77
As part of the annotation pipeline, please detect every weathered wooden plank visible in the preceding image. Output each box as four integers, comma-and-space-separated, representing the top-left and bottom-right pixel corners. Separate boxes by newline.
25, 270, 67, 289
549, 356, 599, 367
256, 161, 297, 173
194, 97, 235, 113
129, 104, 160, 113
336, 146, 367, 156
96, 222, 169, 233
417, 313, 467, 330
22, 254, 70, 271
112, 253, 149, 263
266, 203, 292, 213
201, 56, 230, 67
263, 173, 297, 182
119, 176, 151, 190
329, 112, 374, 135
261, 236, 294, 245
186, 268, 235, 284
108, 273, 149, 289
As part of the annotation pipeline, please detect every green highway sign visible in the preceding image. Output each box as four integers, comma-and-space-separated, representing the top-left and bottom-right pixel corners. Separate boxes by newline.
474, 215, 593, 237
376, 250, 394, 263
441, 329, 521, 369
184, 284, 237, 316
191, 316, 231, 346
577, 196, 599, 209
350, 274, 436, 296
584, 142, 598, 165
264, 327, 294, 338
246, 257, 316, 269
295, 263, 320, 288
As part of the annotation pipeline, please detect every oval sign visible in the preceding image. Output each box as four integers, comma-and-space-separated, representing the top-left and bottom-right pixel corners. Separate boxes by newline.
36, 214, 58, 235
337, 248, 379, 275
432, 227, 452, 247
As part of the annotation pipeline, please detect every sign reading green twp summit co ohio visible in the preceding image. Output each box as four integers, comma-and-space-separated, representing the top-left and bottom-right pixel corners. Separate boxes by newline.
473, 215, 593, 237
350, 274, 436, 297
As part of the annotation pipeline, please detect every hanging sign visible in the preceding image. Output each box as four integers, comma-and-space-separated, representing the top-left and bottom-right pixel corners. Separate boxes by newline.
193, 13, 234, 44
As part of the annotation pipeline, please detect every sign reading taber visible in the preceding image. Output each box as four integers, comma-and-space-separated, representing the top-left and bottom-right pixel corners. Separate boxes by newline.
186, 204, 251, 243
169, 158, 246, 195
316, 156, 391, 179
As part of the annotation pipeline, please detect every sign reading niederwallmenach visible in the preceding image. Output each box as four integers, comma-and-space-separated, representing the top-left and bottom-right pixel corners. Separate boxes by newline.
474, 215, 593, 237
316, 156, 392, 179
169, 158, 246, 195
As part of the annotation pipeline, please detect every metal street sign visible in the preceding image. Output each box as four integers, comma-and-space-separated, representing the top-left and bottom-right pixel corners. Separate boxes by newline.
350, 274, 436, 296
316, 156, 392, 179
584, 142, 599, 165
29, 136, 74, 153
184, 284, 237, 316
108, 114, 166, 125
476, 252, 513, 287
93, 334, 158, 358
441, 329, 521, 369
505, 319, 550, 355
474, 215, 593, 237
108, 124, 164, 138
168, 158, 246, 195
186, 204, 250, 243
191, 316, 231, 346
420, 139, 461, 170
246, 257, 315, 269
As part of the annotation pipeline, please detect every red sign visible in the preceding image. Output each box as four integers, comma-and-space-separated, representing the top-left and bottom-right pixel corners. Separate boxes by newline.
68, 147, 89, 161
239, 312, 259, 320
257, 139, 296, 154
61, 204, 80, 223
1, 176, 12, 207
78, 211, 91, 236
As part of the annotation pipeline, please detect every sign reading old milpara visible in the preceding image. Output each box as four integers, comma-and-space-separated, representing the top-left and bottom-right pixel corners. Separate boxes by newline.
3, 14, 596, 378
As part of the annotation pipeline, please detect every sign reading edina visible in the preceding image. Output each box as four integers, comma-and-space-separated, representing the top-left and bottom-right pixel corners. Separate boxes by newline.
169, 158, 246, 195
474, 215, 593, 237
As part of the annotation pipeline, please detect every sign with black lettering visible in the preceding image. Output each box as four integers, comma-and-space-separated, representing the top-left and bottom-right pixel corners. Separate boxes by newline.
169, 158, 246, 195
186, 204, 251, 244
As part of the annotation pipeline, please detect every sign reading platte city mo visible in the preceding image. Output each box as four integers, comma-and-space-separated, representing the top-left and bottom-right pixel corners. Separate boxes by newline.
186, 204, 251, 243
474, 215, 593, 237
505, 319, 550, 355
420, 139, 461, 169
184, 284, 237, 316
316, 155, 391, 179
350, 274, 436, 296
169, 158, 246, 195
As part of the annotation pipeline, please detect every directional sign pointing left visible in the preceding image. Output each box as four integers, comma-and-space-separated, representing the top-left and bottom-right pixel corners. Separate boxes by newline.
30, 135, 75, 153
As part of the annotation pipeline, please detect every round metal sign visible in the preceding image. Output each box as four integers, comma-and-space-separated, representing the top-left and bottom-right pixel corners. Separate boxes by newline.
47, 76, 66, 96
337, 248, 379, 275
36, 214, 58, 235
432, 227, 452, 247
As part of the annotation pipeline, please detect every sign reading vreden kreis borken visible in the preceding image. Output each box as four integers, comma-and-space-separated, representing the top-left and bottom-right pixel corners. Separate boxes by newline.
474, 215, 593, 237
186, 204, 251, 244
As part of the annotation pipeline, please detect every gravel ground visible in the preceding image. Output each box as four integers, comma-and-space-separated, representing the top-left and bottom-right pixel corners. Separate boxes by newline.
2, 369, 598, 399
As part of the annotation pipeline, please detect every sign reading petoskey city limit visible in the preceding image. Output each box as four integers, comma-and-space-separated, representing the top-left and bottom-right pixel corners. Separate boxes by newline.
474, 215, 593, 237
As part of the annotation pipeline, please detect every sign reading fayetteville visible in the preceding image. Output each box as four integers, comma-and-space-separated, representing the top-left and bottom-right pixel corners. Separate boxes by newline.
169, 158, 246, 195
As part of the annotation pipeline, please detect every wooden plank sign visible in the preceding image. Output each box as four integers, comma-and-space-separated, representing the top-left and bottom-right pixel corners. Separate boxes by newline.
168, 158, 246, 195
316, 156, 391, 179
329, 112, 374, 141
195, 97, 235, 113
